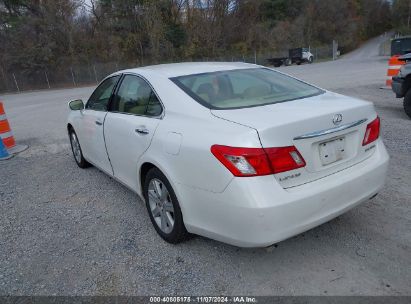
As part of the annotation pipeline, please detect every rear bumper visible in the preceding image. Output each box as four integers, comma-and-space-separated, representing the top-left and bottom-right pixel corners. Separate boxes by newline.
392, 76, 405, 98
178, 140, 389, 247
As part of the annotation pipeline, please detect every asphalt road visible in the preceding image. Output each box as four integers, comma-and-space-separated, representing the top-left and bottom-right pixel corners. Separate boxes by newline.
0, 35, 410, 296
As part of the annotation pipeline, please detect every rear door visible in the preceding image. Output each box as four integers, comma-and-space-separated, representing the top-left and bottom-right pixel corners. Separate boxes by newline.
80, 75, 120, 174
104, 74, 162, 190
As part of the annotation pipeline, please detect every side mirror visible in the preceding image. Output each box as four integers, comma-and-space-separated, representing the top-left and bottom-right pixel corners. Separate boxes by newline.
69, 99, 84, 111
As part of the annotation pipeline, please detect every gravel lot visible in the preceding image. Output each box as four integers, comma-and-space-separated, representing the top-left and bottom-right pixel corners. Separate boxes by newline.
0, 35, 410, 296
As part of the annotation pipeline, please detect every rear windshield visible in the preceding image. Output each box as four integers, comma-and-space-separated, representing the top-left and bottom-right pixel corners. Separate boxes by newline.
170, 68, 324, 110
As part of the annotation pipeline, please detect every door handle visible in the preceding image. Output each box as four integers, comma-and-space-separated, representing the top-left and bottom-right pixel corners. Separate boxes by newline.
135, 128, 149, 135
95, 120, 103, 126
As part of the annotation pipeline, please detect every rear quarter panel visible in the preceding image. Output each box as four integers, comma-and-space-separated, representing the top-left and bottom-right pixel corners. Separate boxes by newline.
139, 109, 261, 195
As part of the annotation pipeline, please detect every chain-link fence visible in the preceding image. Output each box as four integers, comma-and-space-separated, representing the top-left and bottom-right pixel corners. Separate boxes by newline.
0, 62, 132, 93
189, 45, 335, 66
0, 44, 336, 94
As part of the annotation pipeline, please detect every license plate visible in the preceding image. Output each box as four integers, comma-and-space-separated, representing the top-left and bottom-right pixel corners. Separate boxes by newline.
319, 137, 346, 165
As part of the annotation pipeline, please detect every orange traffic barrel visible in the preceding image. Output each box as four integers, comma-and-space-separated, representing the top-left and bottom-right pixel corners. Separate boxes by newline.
0, 102, 16, 149
386, 55, 405, 87
0, 101, 28, 155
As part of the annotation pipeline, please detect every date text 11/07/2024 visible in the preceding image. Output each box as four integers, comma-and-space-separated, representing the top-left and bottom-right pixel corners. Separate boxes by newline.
149, 296, 257, 303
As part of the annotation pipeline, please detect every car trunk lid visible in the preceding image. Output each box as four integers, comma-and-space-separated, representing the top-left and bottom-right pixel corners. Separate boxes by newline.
211, 91, 378, 188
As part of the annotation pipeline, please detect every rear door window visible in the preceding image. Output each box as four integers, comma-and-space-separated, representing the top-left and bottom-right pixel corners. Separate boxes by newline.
111, 75, 162, 117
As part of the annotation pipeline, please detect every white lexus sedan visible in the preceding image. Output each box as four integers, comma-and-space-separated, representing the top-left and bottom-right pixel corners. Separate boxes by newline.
67, 62, 389, 247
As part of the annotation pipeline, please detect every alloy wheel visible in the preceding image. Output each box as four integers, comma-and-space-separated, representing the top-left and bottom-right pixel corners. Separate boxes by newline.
70, 132, 82, 164
148, 178, 175, 234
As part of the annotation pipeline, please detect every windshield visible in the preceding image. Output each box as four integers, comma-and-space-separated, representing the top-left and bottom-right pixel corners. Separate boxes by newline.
171, 68, 324, 110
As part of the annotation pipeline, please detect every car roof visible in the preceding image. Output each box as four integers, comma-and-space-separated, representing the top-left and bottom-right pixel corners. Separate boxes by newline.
117, 62, 260, 78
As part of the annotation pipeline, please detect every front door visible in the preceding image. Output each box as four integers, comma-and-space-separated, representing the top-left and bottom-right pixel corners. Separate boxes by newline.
80, 75, 120, 175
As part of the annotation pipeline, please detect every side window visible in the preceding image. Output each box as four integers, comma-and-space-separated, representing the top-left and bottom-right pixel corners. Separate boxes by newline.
86, 76, 120, 111
111, 75, 162, 117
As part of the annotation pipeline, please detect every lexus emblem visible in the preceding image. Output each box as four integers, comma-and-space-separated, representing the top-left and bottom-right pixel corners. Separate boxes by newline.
332, 114, 343, 125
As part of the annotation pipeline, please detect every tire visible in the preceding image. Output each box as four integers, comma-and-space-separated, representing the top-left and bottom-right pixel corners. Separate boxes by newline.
404, 90, 411, 119
308, 56, 314, 64
143, 168, 189, 244
69, 129, 90, 168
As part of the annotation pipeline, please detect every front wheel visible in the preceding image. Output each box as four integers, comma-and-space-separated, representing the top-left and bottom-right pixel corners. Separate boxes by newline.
308, 56, 314, 64
143, 168, 190, 244
404, 90, 411, 119
69, 129, 90, 168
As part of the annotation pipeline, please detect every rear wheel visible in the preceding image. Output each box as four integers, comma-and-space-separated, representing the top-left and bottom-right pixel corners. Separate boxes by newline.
404, 90, 411, 119
143, 168, 189, 244
69, 129, 90, 168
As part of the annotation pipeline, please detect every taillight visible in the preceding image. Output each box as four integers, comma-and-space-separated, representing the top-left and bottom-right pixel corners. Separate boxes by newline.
362, 116, 380, 146
264, 146, 306, 174
211, 145, 306, 177
210, 146, 272, 177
